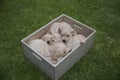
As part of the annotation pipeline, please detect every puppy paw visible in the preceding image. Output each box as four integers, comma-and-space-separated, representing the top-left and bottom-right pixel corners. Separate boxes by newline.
80, 40, 86, 44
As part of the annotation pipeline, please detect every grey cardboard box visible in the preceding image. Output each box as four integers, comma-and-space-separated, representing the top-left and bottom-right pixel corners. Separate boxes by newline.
21, 14, 96, 80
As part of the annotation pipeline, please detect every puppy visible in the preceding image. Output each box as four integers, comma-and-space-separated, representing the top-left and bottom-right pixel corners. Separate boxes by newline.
49, 42, 69, 63
49, 33, 61, 45
71, 29, 86, 43
41, 34, 52, 45
61, 28, 75, 44
49, 22, 61, 34
66, 36, 80, 51
66, 29, 86, 51
59, 22, 72, 31
29, 39, 50, 57
49, 22, 72, 34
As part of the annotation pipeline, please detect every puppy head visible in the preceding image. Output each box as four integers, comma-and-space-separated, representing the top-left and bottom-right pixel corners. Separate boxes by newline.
41, 34, 52, 45
50, 42, 69, 62
60, 29, 72, 43
49, 33, 61, 45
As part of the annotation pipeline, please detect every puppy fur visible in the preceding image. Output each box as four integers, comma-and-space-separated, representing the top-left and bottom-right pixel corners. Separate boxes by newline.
71, 29, 86, 44
66, 29, 86, 51
41, 33, 52, 45
66, 34, 81, 51
49, 22, 72, 35
61, 28, 76, 44
49, 22, 61, 34
29, 39, 50, 57
49, 42, 69, 63
77, 34, 86, 43
49, 33, 61, 45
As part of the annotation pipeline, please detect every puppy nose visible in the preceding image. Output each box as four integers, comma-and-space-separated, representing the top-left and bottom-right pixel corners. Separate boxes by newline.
64, 51, 66, 53
62, 40, 66, 43
47, 41, 50, 44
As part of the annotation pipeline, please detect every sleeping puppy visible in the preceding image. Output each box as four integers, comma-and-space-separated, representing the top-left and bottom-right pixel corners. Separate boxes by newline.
59, 22, 72, 32
49, 22, 72, 34
66, 35, 81, 51
49, 42, 69, 63
29, 39, 50, 57
71, 29, 86, 43
41, 34, 52, 45
49, 22, 61, 34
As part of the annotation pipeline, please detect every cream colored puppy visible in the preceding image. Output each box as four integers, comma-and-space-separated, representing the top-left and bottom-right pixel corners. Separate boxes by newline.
49, 42, 69, 63
70, 29, 86, 43
66, 29, 86, 51
49, 33, 61, 45
61, 28, 75, 43
29, 39, 50, 57
41, 34, 52, 45
49, 22, 61, 34
59, 22, 75, 43
49, 22, 72, 34
66, 35, 81, 51
59, 22, 72, 32
59, 22, 73, 39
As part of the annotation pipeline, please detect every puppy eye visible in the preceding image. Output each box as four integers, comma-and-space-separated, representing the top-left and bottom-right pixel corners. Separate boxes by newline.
67, 35, 69, 37
47, 41, 50, 44
64, 51, 66, 53
52, 40, 54, 42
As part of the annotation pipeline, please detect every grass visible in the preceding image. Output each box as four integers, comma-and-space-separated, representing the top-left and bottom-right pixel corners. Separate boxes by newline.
0, 0, 120, 80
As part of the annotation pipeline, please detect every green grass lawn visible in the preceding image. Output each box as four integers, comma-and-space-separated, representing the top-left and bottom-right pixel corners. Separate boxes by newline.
0, 0, 120, 80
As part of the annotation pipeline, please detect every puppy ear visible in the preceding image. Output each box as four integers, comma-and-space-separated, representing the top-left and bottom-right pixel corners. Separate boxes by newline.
41, 37, 45, 41
58, 28, 61, 34
71, 30, 76, 36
